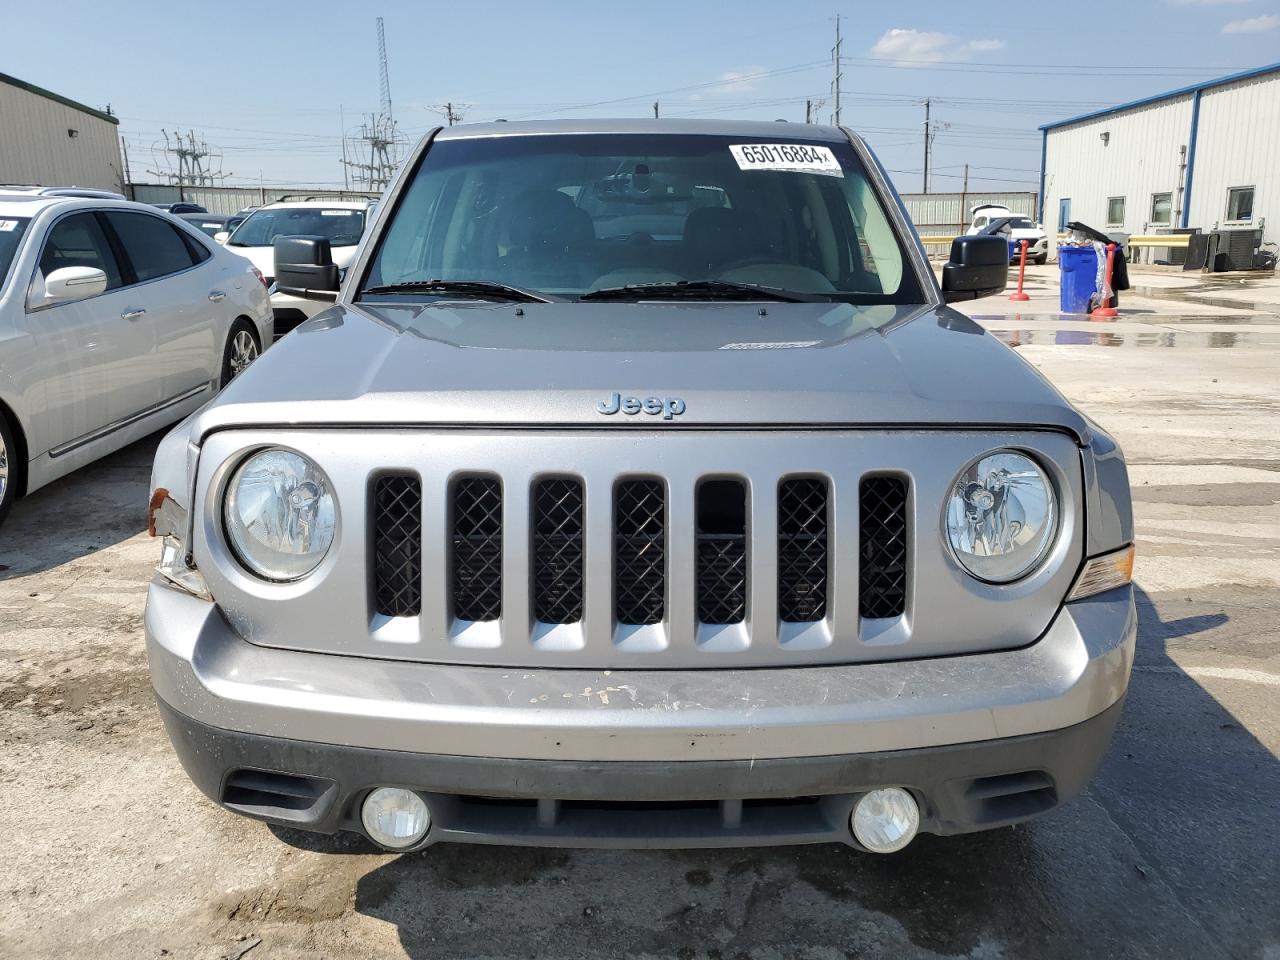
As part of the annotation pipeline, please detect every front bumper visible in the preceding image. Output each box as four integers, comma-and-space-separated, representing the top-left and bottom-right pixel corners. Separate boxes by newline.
146, 580, 1135, 847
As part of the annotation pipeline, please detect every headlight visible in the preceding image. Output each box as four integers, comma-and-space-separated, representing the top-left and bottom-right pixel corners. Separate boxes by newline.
945, 451, 1057, 583
224, 449, 336, 580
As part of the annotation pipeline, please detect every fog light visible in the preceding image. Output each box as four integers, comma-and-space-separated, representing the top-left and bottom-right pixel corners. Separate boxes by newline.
361, 787, 431, 849
851, 787, 920, 853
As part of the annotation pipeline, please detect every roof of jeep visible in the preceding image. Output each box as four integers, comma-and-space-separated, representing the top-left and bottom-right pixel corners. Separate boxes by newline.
256, 199, 370, 211
432, 118, 851, 142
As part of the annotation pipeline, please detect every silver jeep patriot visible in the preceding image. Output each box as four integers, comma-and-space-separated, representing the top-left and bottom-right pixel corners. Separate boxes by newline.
145, 120, 1136, 854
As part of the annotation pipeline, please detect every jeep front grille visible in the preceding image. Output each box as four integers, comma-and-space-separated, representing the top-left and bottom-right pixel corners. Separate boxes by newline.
382, 472, 908, 634
372, 475, 423, 617
451, 477, 503, 622
777, 478, 829, 622
533, 478, 585, 624
859, 476, 908, 619
614, 479, 666, 625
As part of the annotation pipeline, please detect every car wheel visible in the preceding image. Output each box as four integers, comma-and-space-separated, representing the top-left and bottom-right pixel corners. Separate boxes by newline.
221, 321, 262, 388
0, 411, 18, 527
1035, 254, 1048, 265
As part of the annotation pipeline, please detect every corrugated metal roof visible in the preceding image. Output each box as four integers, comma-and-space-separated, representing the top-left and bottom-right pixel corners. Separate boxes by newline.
0, 72, 119, 125
1039, 61, 1280, 132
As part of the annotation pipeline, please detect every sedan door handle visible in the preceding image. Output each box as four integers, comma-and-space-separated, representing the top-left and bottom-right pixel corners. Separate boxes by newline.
121, 308, 146, 321
208, 290, 227, 303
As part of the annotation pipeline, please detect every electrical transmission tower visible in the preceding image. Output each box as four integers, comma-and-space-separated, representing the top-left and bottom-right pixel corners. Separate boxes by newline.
147, 129, 230, 186
342, 17, 404, 191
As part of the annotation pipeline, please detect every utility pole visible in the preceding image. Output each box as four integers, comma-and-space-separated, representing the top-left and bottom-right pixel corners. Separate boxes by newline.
921, 98, 931, 193
830, 13, 843, 126
961, 162, 969, 233
653, 101, 659, 119
806, 99, 811, 124
340, 104, 350, 191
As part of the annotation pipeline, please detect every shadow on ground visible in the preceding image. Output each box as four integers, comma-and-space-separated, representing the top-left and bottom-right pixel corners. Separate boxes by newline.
0, 432, 161, 579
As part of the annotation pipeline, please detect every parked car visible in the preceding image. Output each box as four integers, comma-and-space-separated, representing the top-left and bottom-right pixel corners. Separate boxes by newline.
219, 198, 371, 339
146, 120, 1134, 855
0, 191, 272, 525
152, 202, 208, 215
0, 185, 127, 200
179, 212, 234, 238
968, 204, 1048, 264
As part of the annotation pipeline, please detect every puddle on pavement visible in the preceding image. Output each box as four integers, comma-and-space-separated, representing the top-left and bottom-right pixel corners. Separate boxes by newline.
989, 328, 1274, 348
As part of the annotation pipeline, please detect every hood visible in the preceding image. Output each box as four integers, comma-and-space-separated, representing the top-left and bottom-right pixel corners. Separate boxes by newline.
192, 300, 1089, 442
223, 242, 359, 280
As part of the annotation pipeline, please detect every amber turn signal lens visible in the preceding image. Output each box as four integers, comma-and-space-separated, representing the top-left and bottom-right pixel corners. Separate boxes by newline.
1067, 544, 1135, 601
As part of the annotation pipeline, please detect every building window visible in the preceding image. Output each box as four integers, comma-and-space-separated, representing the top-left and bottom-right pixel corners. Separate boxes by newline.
1106, 197, 1125, 226
1150, 193, 1172, 225
1226, 187, 1254, 222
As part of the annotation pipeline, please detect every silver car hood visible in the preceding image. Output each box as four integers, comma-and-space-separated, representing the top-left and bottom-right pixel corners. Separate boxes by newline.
192, 300, 1089, 442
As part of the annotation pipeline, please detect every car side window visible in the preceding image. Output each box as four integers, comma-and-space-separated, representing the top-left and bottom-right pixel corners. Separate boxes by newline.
38, 213, 124, 289
104, 212, 197, 283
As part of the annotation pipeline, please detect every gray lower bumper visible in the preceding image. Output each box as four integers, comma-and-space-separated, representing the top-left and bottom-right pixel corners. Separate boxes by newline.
156, 694, 1126, 848
145, 581, 1135, 763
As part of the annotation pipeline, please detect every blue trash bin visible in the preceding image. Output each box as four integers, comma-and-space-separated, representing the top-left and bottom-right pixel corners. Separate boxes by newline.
1058, 245, 1098, 314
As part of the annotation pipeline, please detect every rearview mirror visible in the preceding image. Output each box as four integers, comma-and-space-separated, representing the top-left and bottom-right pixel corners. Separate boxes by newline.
274, 235, 339, 302
43, 266, 107, 304
213, 231, 230, 245
941, 235, 1009, 303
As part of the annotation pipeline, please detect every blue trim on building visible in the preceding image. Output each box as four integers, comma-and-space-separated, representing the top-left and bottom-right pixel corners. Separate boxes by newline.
1038, 129, 1047, 224
1038, 61, 1280, 132
1181, 90, 1203, 229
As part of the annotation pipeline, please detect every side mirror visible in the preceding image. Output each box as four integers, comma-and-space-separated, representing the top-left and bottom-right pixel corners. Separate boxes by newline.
941, 235, 1009, 303
43, 266, 107, 304
274, 235, 339, 302
213, 231, 230, 245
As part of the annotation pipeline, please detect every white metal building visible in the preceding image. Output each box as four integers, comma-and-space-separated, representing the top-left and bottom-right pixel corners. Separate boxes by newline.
1039, 62, 1279, 250
0, 72, 123, 193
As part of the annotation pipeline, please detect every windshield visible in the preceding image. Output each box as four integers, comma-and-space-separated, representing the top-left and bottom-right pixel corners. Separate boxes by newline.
0, 216, 32, 292
362, 133, 922, 303
229, 207, 365, 248
1008, 217, 1036, 229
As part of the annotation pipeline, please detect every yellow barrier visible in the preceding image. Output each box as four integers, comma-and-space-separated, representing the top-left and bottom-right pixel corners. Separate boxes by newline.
1127, 234, 1190, 247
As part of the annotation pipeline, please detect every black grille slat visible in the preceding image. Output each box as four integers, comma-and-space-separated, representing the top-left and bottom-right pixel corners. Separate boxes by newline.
614, 480, 666, 625
696, 481, 747, 624
860, 476, 908, 619
452, 478, 503, 621
533, 478, 585, 623
372, 475, 422, 617
778, 478, 829, 622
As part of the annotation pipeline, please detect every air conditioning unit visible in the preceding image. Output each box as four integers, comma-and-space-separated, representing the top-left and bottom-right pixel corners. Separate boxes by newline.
1206, 228, 1263, 272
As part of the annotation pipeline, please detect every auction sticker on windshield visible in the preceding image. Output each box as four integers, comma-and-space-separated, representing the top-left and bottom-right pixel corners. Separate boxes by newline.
730, 144, 843, 177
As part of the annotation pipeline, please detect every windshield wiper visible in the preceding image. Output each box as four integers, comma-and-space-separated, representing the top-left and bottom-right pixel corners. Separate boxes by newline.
361, 279, 553, 303
579, 279, 828, 303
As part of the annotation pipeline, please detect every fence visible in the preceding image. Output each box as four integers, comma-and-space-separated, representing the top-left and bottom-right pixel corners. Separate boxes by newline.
126, 183, 379, 215
900, 192, 1038, 253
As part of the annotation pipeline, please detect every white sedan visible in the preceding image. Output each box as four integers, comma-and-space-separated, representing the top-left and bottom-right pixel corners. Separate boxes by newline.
0, 190, 272, 526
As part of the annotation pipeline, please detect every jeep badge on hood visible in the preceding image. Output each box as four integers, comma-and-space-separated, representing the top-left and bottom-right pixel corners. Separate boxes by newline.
596, 393, 687, 420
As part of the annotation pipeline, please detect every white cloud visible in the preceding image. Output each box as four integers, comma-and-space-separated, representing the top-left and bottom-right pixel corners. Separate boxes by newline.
714, 67, 766, 93
869, 28, 1005, 65
1222, 12, 1280, 30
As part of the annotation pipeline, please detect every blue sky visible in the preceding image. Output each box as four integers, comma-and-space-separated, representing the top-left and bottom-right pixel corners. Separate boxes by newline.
5, 0, 1278, 198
